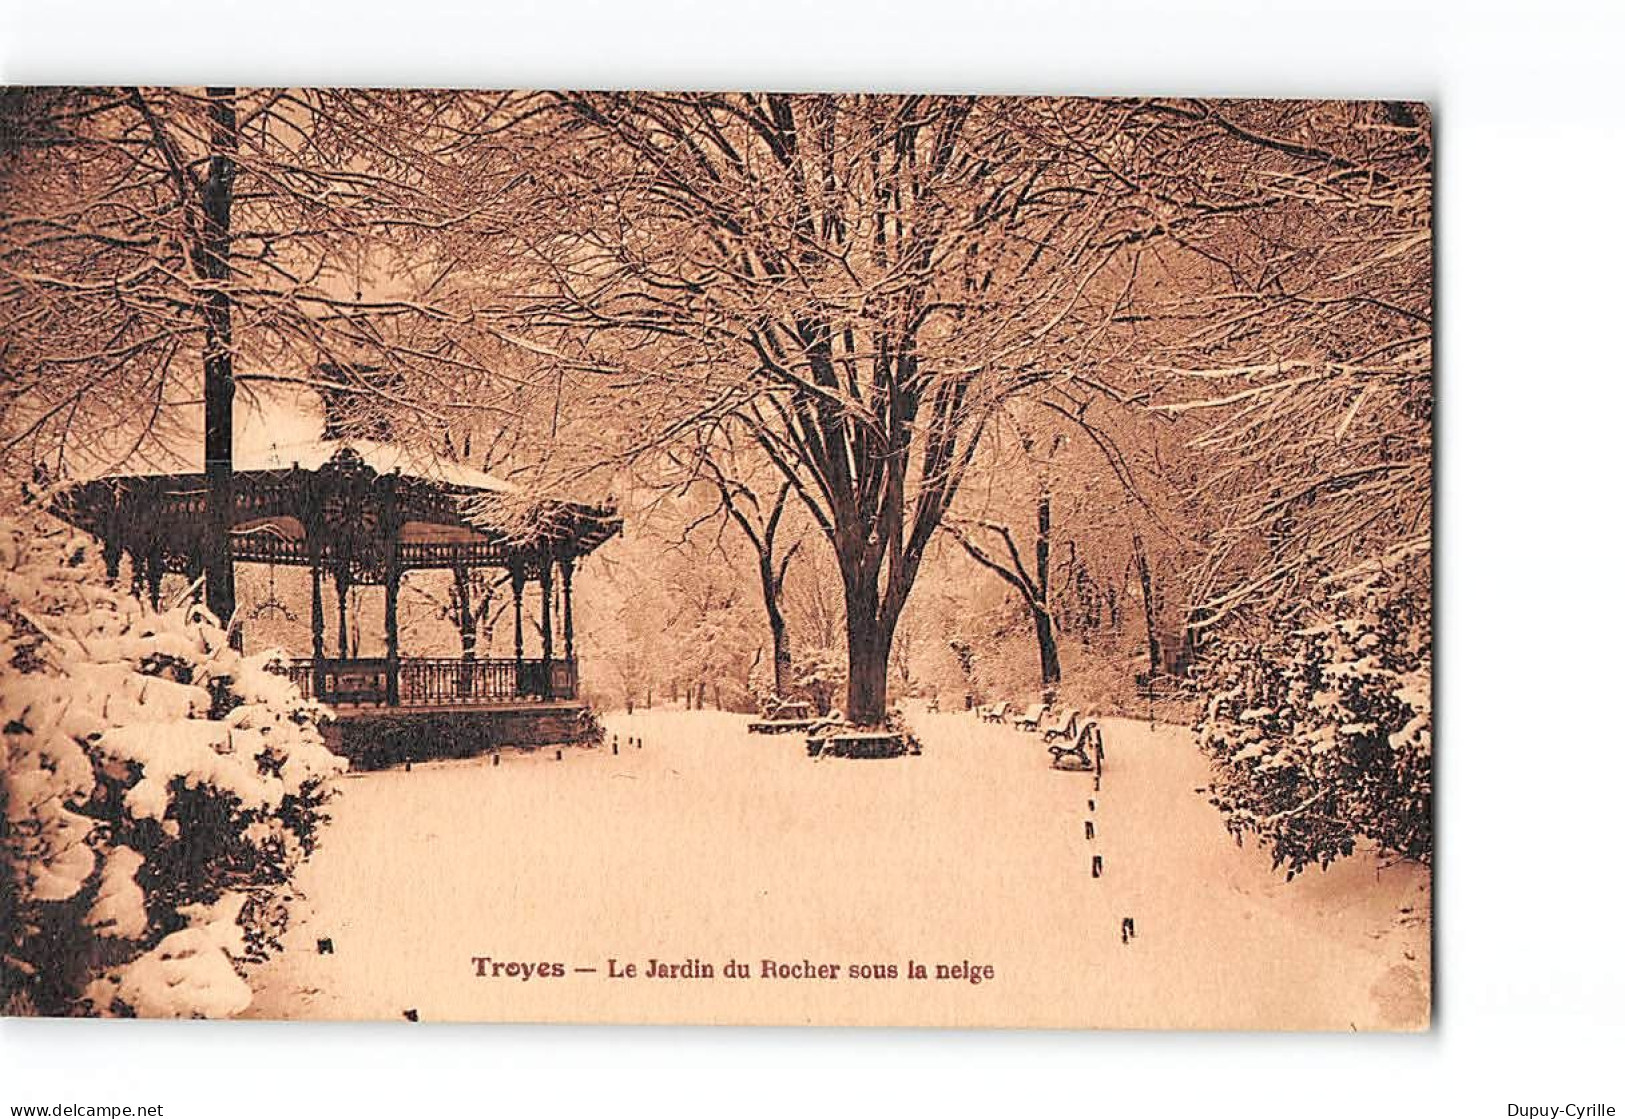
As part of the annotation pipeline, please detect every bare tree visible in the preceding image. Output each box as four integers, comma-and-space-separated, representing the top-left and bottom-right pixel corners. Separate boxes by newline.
693, 458, 802, 699
942, 421, 1068, 698
1, 87, 530, 627
3, 91, 1428, 730
1134, 99, 1433, 625
942, 387, 1195, 696
449, 94, 1209, 724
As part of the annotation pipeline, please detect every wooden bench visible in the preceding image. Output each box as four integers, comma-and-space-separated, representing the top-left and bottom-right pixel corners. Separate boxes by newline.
980, 701, 1010, 724
748, 716, 822, 734
1013, 703, 1048, 731
748, 698, 821, 734
1134, 672, 1185, 701
807, 730, 911, 759
1049, 720, 1103, 771
1041, 707, 1080, 742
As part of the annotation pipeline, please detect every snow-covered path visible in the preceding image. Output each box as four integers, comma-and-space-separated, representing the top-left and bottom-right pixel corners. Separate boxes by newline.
244, 709, 1429, 1029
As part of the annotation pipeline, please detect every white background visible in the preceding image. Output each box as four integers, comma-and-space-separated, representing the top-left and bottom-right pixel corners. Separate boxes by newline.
2, 2, 1621, 1116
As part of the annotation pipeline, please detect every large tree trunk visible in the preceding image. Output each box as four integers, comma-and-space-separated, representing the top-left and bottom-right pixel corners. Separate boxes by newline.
769, 615, 791, 696
1032, 605, 1062, 698
841, 576, 897, 726
844, 628, 892, 726
200, 87, 238, 642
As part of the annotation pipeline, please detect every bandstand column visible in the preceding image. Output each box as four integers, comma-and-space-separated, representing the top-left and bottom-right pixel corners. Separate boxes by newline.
309, 549, 326, 700
561, 556, 575, 662
335, 569, 351, 660
144, 550, 164, 611
101, 534, 123, 583
539, 559, 555, 698
511, 565, 527, 662
309, 563, 325, 659
384, 558, 401, 706
383, 478, 402, 706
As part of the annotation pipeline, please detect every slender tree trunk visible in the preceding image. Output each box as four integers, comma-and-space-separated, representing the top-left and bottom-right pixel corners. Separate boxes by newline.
948, 487, 1065, 702
1033, 490, 1059, 701
1033, 605, 1062, 697
200, 87, 238, 643
719, 478, 798, 699
335, 575, 351, 660
752, 546, 792, 697
1132, 532, 1161, 675
767, 606, 791, 696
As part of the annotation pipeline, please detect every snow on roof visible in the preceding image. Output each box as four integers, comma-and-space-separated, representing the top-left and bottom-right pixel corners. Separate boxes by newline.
73, 438, 513, 494
62, 381, 512, 494
236, 438, 514, 493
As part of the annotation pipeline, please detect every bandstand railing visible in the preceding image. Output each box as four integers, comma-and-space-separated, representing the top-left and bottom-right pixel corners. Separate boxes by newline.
282, 656, 578, 706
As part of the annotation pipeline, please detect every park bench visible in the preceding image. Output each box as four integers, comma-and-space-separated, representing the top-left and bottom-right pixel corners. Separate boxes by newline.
1134, 672, 1186, 701
807, 728, 913, 759
764, 697, 812, 720
747, 697, 822, 734
1049, 720, 1104, 771
980, 701, 1010, 724
1013, 703, 1048, 732
1041, 707, 1081, 742
749, 716, 823, 734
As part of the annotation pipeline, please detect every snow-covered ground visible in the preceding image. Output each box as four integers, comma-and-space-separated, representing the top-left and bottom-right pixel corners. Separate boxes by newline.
244, 708, 1429, 1029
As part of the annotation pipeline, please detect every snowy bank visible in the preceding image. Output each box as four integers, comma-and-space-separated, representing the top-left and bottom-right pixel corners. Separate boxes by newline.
245, 708, 1427, 1029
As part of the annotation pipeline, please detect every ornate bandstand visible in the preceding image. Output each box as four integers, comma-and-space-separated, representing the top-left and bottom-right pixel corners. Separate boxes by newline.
49, 438, 620, 766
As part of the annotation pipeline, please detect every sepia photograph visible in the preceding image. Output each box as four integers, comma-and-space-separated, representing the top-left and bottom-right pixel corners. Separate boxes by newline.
0, 88, 1434, 1031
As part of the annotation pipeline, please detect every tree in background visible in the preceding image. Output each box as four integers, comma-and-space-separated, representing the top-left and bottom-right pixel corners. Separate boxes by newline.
942, 393, 1196, 703
942, 419, 1067, 698
588, 547, 677, 713
1, 87, 530, 632
444, 94, 1217, 725
1140, 100, 1433, 870
1140, 100, 1432, 626
665, 437, 805, 702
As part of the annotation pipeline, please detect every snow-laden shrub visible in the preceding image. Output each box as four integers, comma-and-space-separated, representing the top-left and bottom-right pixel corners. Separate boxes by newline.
574, 705, 606, 746
745, 656, 774, 713
745, 655, 805, 716
792, 647, 845, 716
1, 506, 344, 1016
1195, 567, 1431, 879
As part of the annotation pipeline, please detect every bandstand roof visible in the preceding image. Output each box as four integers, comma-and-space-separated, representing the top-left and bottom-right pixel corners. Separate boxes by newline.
211, 437, 515, 494
50, 439, 619, 583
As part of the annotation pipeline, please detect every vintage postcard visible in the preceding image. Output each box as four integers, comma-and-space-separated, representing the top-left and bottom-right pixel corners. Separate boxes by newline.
0, 89, 1432, 1028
